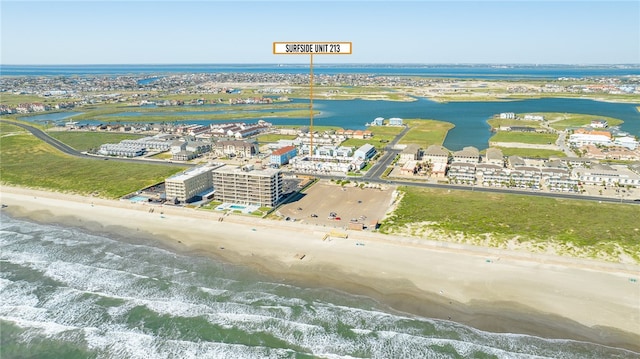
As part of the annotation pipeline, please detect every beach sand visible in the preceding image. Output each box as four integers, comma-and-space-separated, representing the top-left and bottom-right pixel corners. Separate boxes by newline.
1, 185, 639, 352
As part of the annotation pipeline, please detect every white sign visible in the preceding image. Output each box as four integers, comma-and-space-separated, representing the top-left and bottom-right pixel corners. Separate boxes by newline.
273, 42, 352, 55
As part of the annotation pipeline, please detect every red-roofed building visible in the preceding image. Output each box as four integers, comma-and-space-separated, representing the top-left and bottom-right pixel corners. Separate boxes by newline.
270, 145, 298, 166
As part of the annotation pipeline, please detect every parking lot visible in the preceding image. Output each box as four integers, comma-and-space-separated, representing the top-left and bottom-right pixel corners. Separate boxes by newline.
277, 180, 396, 230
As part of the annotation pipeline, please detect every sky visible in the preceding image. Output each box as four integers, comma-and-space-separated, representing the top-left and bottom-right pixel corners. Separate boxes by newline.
1, 0, 639, 65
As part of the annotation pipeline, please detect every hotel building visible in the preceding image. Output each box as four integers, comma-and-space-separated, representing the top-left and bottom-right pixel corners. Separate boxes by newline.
212, 165, 283, 207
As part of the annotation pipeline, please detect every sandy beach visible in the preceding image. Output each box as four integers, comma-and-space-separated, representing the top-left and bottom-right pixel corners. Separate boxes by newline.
1, 185, 639, 352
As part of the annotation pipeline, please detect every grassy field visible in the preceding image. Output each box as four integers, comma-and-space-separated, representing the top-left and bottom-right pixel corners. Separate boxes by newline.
0, 122, 28, 134
486, 118, 543, 130
290, 86, 416, 102
47, 131, 144, 151
399, 119, 454, 146
489, 131, 558, 145
380, 186, 640, 262
489, 147, 567, 159
62, 102, 308, 121
510, 93, 640, 103
258, 125, 400, 149
341, 125, 403, 150
543, 113, 624, 131
0, 131, 184, 198
83, 110, 315, 124
0, 94, 79, 107
149, 152, 173, 160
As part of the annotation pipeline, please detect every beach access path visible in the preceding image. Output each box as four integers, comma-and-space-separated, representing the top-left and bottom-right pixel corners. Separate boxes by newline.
1, 185, 639, 352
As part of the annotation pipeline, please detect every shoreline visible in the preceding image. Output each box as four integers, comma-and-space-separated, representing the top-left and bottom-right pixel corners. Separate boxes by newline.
1, 185, 639, 353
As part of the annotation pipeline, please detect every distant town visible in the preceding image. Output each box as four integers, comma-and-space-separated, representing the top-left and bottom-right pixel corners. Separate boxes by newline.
2, 72, 639, 115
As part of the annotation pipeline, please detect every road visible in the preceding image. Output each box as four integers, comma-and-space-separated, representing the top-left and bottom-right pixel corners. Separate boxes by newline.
555, 130, 576, 157
4, 119, 638, 205
1, 120, 190, 168
363, 125, 409, 180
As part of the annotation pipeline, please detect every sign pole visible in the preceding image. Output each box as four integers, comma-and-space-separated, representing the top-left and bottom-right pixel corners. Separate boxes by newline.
309, 53, 314, 158
273, 42, 352, 160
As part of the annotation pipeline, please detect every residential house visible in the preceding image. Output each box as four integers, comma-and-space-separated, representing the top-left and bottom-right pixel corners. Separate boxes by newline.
398, 144, 422, 164
423, 145, 449, 178
484, 148, 504, 166
388, 117, 404, 126
400, 160, 418, 176
354, 144, 377, 160
452, 146, 480, 164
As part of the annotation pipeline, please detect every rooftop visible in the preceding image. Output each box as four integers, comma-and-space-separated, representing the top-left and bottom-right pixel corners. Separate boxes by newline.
167, 163, 222, 182
272, 145, 296, 156
424, 145, 449, 156
213, 164, 281, 177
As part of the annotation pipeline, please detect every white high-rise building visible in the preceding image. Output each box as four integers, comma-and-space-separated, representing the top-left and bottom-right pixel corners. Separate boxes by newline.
212, 165, 283, 207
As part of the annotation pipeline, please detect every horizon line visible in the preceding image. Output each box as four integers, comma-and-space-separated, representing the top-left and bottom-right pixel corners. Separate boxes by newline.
2, 62, 640, 67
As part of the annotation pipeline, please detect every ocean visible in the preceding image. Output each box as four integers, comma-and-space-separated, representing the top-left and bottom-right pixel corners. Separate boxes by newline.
1, 213, 637, 359
1, 64, 639, 79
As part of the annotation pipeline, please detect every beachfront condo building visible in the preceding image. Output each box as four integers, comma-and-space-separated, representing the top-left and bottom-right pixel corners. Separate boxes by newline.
165, 164, 222, 203
212, 165, 283, 207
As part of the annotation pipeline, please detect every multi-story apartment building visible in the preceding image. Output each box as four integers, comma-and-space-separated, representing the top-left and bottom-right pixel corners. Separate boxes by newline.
212, 165, 283, 207
165, 164, 222, 203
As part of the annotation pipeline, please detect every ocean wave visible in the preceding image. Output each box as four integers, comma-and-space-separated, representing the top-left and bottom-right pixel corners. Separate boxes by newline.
1, 214, 636, 359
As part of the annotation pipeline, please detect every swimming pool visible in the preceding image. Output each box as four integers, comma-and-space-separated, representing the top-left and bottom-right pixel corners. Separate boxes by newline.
215, 203, 259, 214
129, 195, 149, 203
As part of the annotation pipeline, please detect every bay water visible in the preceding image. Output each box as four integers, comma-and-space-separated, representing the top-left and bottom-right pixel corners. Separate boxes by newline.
21, 97, 640, 151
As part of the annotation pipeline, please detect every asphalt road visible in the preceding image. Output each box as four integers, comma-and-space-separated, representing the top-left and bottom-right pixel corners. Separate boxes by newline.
364, 125, 409, 179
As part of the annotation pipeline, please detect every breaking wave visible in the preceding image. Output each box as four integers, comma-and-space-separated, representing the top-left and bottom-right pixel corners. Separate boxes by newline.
1, 214, 637, 358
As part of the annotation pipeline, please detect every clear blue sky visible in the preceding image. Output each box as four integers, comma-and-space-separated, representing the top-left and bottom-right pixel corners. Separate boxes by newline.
1, 0, 638, 65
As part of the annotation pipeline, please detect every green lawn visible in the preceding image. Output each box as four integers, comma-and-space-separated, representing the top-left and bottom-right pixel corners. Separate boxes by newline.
341, 125, 403, 150
543, 113, 624, 131
489, 131, 558, 145
367, 125, 404, 138
380, 186, 640, 262
0, 132, 184, 198
490, 147, 566, 159
486, 118, 543, 130
399, 119, 454, 146
149, 152, 174, 159
47, 131, 144, 151
341, 138, 379, 149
